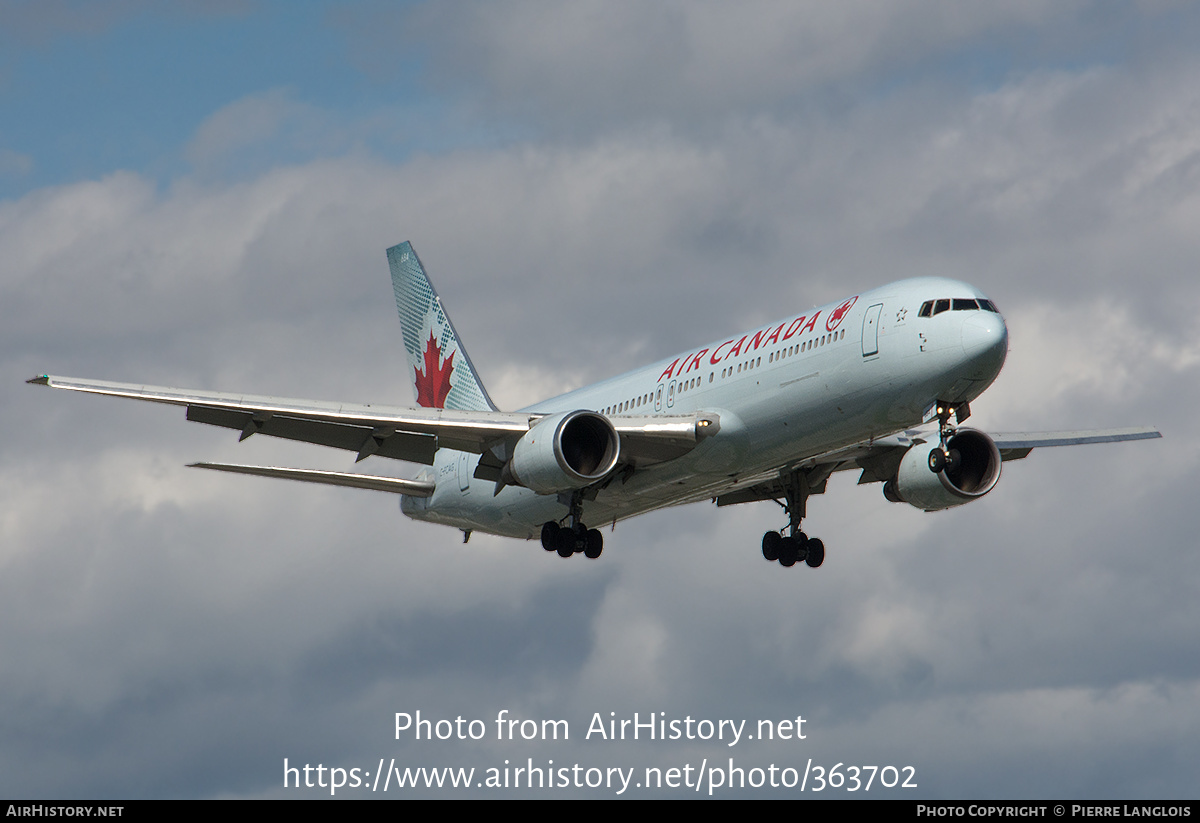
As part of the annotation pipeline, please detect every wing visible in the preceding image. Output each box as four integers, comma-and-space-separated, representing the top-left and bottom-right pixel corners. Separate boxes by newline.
27, 374, 712, 468
716, 425, 1161, 507
986, 428, 1162, 460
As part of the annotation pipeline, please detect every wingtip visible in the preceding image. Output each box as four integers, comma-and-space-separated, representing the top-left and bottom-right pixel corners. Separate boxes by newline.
26, 375, 50, 385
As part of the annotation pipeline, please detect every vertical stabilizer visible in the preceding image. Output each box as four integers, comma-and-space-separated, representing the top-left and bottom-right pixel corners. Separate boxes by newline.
388, 242, 498, 411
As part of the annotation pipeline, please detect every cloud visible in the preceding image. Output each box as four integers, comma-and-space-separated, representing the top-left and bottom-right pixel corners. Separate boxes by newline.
183, 89, 349, 179
344, 0, 1087, 132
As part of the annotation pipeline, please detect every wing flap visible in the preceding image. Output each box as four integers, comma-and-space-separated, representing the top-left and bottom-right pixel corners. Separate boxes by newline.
185, 406, 439, 464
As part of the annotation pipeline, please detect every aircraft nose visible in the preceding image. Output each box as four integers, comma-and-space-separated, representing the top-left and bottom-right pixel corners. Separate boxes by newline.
960, 312, 1008, 379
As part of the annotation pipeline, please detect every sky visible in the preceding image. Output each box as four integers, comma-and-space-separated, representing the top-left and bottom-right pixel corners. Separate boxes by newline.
3, 0, 1199, 799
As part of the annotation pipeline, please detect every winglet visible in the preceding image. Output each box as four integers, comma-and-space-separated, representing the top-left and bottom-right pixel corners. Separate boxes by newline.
27, 375, 50, 385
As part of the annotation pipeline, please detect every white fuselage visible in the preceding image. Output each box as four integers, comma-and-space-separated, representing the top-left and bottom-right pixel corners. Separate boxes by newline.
402, 277, 1009, 538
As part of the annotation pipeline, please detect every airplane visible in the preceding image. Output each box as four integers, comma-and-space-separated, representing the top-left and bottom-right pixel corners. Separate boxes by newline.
28, 241, 1160, 568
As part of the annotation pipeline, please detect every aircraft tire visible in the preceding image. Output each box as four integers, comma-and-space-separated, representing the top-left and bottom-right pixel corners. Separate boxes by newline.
556, 527, 578, 557
569, 523, 588, 554
928, 448, 946, 473
778, 536, 799, 567
584, 529, 603, 559
805, 538, 825, 568
762, 531, 781, 561
541, 521, 560, 551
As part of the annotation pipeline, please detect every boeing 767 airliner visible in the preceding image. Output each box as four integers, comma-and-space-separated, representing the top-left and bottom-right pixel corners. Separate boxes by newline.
29, 242, 1160, 568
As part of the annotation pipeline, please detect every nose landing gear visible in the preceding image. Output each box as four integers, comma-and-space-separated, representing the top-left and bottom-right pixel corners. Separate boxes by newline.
929, 401, 970, 474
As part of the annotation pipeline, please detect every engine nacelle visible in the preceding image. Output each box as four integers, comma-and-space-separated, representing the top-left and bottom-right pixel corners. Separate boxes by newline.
508, 410, 620, 494
886, 428, 1002, 511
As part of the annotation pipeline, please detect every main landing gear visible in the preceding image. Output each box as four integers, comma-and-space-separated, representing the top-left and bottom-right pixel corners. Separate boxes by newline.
540, 490, 603, 559
761, 470, 825, 569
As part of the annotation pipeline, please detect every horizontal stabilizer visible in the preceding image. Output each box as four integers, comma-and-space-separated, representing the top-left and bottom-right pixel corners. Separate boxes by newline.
189, 462, 435, 497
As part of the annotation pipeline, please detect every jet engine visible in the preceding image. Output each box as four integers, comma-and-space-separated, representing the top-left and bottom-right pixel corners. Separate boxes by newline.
508, 410, 621, 494
883, 428, 1002, 511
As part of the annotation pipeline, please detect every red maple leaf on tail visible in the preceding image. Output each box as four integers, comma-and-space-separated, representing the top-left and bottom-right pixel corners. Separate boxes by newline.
414, 331, 455, 408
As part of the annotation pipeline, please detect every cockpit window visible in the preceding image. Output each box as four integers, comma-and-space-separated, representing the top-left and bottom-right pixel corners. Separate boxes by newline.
922, 297, 997, 316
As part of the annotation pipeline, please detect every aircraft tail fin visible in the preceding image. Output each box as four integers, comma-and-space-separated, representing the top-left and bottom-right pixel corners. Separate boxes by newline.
387, 242, 498, 411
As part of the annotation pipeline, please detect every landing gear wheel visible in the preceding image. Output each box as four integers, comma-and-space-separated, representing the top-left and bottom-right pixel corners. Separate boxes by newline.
541, 521, 560, 552
778, 536, 799, 567
568, 523, 588, 554
928, 448, 946, 473
556, 534, 574, 558
584, 529, 603, 559
556, 524, 583, 557
804, 538, 825, 568
762, 531, 782, 561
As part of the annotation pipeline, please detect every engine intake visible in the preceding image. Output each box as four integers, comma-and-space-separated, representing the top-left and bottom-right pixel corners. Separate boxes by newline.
886, 428, 1002, 511
508, 410, 620, 494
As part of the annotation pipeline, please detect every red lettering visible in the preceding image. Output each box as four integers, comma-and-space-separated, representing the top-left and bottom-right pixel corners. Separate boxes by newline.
658, 358, 680, 382
686, 349, 709, 373
726, 335, 749, 359
749, 329, 769, 350
764, 322, 785, 345
709, 340, 733, 364
799, 312, 820, 335
782, 317, 805, 340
